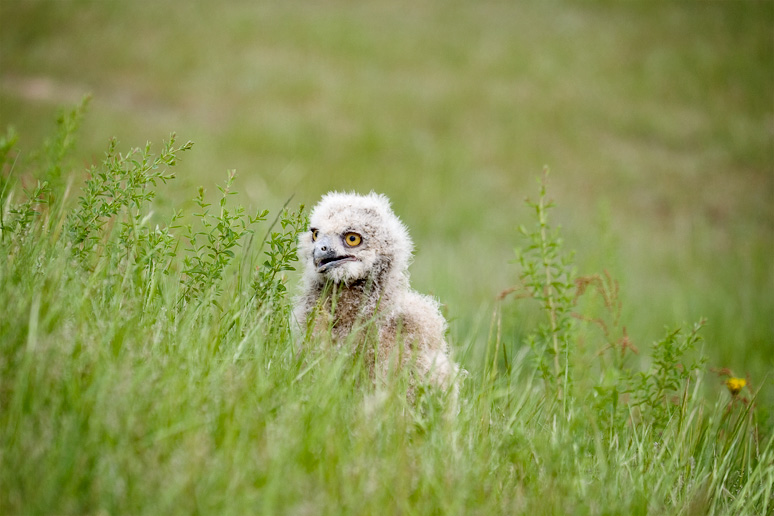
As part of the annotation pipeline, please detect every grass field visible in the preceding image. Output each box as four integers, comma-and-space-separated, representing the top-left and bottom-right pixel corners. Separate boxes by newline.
1, 1, 773, 514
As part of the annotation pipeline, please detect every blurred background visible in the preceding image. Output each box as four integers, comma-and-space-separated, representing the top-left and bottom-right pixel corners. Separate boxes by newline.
2, 1, 772, 393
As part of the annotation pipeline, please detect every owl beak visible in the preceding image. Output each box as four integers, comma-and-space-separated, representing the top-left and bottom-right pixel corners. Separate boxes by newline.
313, 236, 355, 273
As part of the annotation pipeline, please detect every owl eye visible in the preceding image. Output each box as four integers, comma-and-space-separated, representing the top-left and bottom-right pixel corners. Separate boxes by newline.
311, 229, 319, 241
343, 232, 362, 247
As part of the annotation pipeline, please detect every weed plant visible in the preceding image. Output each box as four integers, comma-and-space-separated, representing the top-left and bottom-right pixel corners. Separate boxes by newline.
1, 106, 770, 515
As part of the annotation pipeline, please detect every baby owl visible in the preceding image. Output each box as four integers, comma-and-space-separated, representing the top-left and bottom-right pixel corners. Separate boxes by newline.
293, 191, 460, 399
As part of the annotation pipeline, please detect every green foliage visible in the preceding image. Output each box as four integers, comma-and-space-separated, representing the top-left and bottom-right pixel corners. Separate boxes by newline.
253, 200, 307, 304
508, 170, 768, 514
1, 179, 50, 242
66, 134, 192, 263
514, 168, 576, 401
181, 170, 267, 302
252, 200, 307, 339
0, 99, 89, 243
36, 96, 90, 191
1, 99, 90, 244
1, 109, 770, 516
513, 170, 710, 428
628, 320, 707, 430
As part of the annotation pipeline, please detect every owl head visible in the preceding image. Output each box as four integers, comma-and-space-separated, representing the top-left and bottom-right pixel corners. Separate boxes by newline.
298, 192, 414, 285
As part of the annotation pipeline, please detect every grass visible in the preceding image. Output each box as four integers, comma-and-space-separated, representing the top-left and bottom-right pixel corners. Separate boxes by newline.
1, 114, 771, 514
1, 1, 772, 514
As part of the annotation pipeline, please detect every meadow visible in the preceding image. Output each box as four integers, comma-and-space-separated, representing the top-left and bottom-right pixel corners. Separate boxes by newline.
1, 1, 772, 514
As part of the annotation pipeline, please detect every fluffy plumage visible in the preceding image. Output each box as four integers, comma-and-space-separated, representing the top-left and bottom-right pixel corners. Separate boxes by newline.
293, 191, 459, 399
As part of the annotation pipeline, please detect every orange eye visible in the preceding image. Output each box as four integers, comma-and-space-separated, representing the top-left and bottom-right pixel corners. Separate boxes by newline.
311, 229, 319, 241
344, 232, 361, 247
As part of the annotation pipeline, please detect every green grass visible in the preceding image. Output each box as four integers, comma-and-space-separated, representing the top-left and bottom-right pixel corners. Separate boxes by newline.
1, 115, 771, 514
1, 1, 773, 513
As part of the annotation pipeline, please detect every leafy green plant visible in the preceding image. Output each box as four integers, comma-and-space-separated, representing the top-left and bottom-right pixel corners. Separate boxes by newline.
1, 179, 50, 243
1, 99, 89, 244
36, 96, 90, 193
66, 135, 192, 264
181, 170, 267, 303
253, 201, 306, 305
513, 167, 576, 401
627, 320, 707, 429
240, 203, 306, 349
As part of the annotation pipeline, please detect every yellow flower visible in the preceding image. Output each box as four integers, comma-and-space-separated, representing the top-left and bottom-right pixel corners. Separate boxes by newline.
725, 377, 746, 396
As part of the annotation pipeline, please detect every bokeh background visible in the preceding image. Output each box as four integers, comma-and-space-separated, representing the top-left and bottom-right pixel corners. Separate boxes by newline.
2, 1, 772, 397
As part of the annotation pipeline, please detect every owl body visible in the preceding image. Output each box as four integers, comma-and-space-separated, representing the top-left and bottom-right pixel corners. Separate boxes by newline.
293, 192, 459, 397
